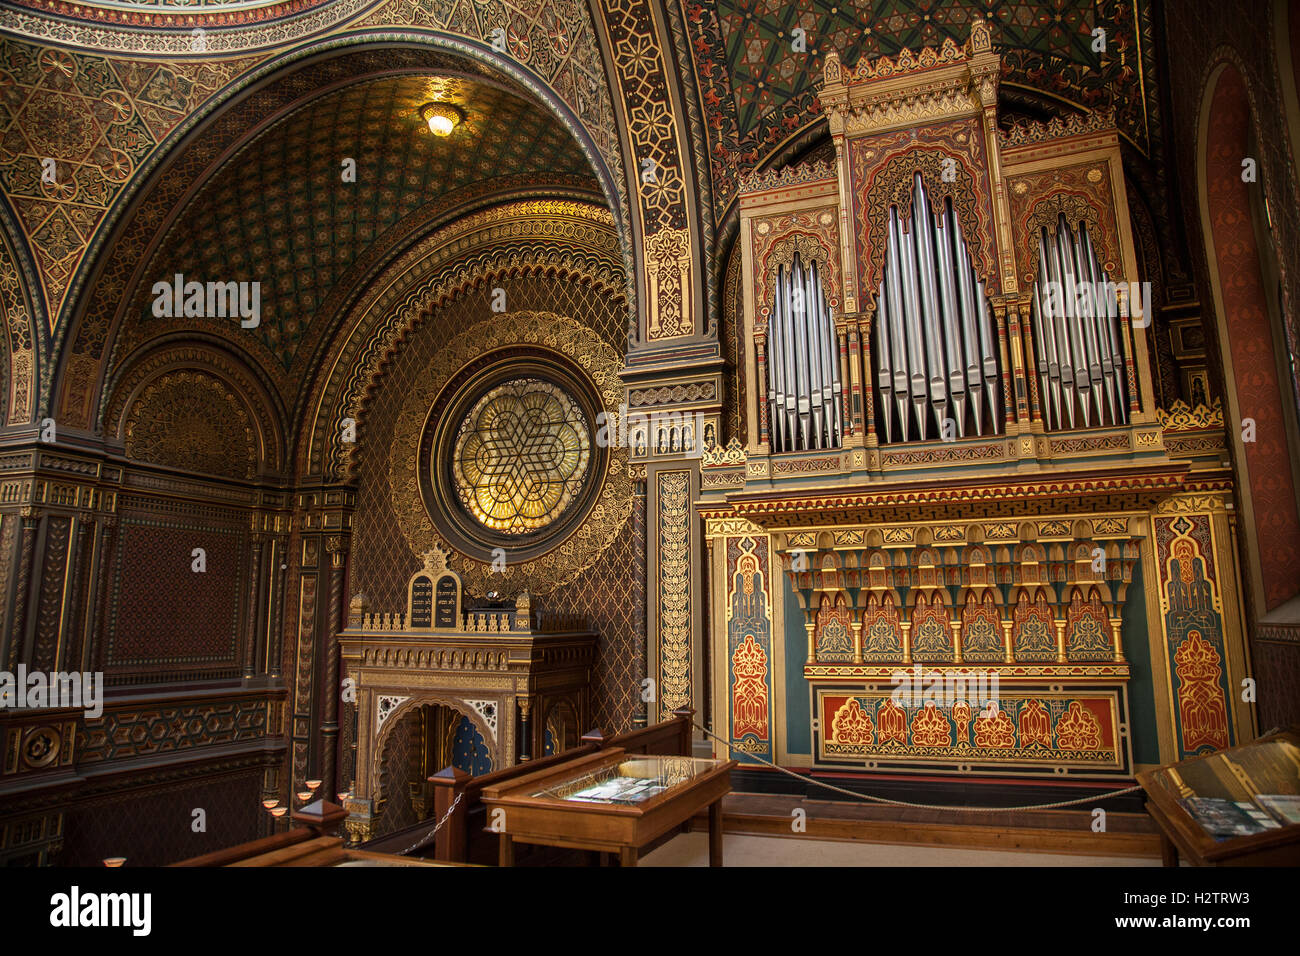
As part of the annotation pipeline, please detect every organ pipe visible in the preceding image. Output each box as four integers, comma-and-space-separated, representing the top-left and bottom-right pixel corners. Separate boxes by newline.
766, 252, 844, 452
1030, 214, 1128, 431
873, 174, 1001, 443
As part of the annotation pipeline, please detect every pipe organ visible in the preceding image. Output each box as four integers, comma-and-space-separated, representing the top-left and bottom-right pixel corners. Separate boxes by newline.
703, 20, 1254, 781
1030, 215, 1130, 431
767, 251, 844, 452
875, 173, 1000, 442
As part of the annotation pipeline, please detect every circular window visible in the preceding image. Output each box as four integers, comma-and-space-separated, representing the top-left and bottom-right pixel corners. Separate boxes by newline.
450, 378, 592, 535
418, 351, 606, 563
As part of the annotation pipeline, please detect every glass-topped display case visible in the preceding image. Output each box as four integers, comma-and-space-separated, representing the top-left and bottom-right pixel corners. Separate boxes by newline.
530, 755, 722, 806
480, 747, 735, 866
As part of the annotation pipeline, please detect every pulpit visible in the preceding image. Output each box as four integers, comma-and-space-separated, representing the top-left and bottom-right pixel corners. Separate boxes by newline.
338, 545, 596, 843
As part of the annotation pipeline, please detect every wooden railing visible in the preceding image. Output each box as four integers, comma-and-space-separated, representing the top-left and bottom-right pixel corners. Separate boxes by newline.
360, 708, 697, 864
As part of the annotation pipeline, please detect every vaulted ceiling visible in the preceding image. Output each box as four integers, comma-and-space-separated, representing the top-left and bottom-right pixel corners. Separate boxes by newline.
113, 73, 600, 377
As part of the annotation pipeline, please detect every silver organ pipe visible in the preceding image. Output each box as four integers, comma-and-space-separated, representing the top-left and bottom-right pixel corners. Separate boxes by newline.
932, 200, 969, 437
897, 202, 929, 439
767, 269, 786, 451
873, 174, 1001, 443
814, 261, 844, 448
765, 252, 844, 452
911, 177, 951, 437
1030, 214, 1128, 430
886, 208, 913, 441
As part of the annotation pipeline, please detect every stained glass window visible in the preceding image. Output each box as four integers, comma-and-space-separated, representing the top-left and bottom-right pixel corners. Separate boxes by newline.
450, 378, 592, 535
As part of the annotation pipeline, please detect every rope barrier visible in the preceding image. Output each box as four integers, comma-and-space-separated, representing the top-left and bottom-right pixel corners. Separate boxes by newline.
399, 791, 464, 855
694, 720, 1143, 813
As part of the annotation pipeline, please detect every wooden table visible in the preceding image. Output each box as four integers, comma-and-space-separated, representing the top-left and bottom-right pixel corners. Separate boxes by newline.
1137, 726, 1300, 866
480, 747, 734, 867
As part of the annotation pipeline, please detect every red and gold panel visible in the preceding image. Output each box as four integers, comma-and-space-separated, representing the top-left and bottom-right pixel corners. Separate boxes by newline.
725, 536, 774, 762
860, 590, 903, 661
1012, 587, 1057, 662
909, 589, 952, 662
848, 117, 999, 304
749, 201, 843, 336
1065, 586, 1114, 661
1005, 159, 1125, 290
960, 590, 1003, 662
1154, 512, 1235, 757
816, 688, 1126, 773
814, 592, 853, 662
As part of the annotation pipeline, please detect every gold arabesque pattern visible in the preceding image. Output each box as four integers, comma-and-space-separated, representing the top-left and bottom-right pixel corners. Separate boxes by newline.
451, 379, 592, 535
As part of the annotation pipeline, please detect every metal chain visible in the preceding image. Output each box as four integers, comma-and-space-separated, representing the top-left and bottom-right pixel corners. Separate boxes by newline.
399, 791, 465, 855
693, 721, 1142, 812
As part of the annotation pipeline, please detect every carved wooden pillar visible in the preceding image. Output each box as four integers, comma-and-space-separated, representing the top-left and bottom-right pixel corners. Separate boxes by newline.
517, 696, 532, 762
993, 304, 1016, 426
268, 534, 288, 678
1019, 296, 1044, 425
87, 515, 117, 674
632, 467, 648, 727
243, 534, 265, 680
6, 509, 40, 670
1004, 301, 1030, 425
61, 516, 94, 672
319, 537, 348, 801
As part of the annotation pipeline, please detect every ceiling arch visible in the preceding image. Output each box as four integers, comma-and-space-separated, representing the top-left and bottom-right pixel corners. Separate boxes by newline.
52, 42, 624, 433
109, 71, 599, 377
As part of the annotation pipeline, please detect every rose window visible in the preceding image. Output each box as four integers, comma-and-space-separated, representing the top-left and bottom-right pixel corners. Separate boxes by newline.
450, 378, 592, 534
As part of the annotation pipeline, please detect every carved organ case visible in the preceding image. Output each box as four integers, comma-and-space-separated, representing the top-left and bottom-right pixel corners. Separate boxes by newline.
705, 21, 1254, 780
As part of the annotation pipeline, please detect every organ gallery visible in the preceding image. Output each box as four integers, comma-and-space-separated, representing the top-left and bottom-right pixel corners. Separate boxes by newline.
0, 0, 1298, 882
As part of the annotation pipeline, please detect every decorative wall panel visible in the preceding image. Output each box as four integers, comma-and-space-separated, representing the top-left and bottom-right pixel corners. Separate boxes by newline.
1154, 511, 1235, 757
656, 470, 691, 719
726, 536, 773, 761
817, 689, 1127, 774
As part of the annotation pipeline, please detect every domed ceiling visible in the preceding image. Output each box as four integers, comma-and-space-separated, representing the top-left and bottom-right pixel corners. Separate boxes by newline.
110, 71, 602, 387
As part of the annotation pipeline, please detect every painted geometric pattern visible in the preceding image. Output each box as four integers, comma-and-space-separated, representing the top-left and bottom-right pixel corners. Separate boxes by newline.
681, 0, 1154, 215
657, 470, 692, 718
0, 40, 254, 325
1156, 514, 1233, 756
106, 517, 244, 682
79, 697, 269, 764
58, 768, 263, 866
820, 693, 1120, 767
134, 76, 595, 373
727, 536, 773, 762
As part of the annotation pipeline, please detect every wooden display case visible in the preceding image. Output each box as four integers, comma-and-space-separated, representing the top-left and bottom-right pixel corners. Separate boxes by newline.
480, 747, 734, 867
1138, 727, 1300, 866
